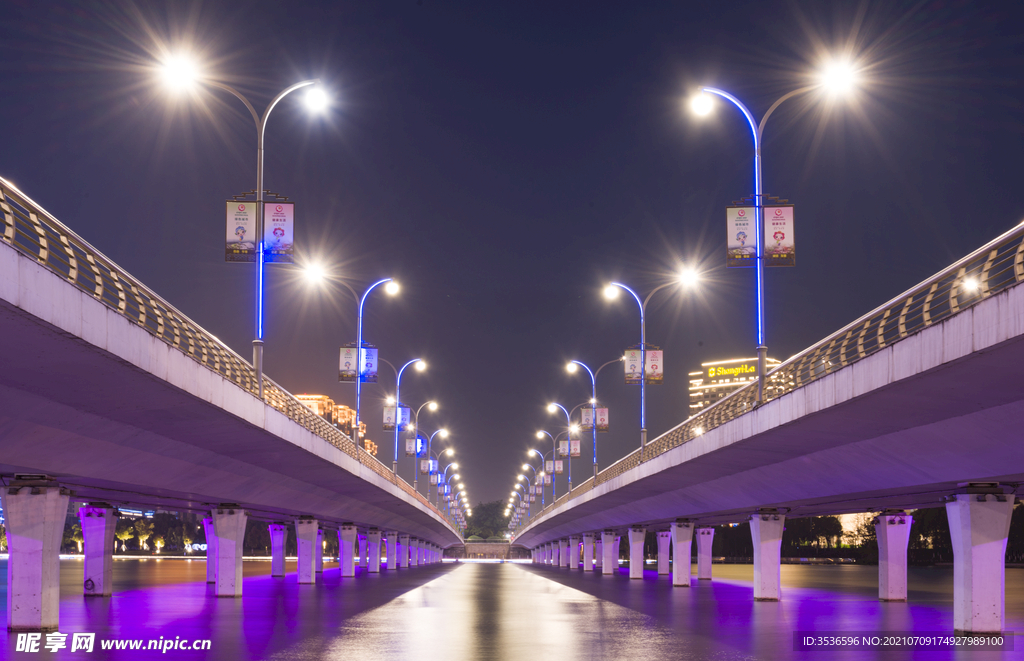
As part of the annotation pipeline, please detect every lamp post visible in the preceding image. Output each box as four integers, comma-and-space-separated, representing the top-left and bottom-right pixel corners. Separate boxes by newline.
525, 452, 548, 507
390, 358, 426, 474
604, 270, 699, 460
546, 402, 578, 492
691, 62, 855, 404
535, 430, 566, 499
566, 357, 621, 479
160, 57, 327, 400
421, 430, 449, 497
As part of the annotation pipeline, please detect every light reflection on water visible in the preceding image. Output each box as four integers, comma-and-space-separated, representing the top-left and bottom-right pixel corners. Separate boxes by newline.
0, 559, 1020, 660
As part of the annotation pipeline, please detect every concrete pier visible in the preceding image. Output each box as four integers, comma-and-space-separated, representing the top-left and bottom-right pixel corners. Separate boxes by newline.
79, 504, 117, 597
671, 520, 694, 587
750, 513, 785, 601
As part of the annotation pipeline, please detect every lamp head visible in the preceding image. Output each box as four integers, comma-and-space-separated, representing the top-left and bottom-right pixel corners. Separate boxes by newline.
428, 401, 438, 411
678, 267, 699, 288
452, 472, 460, 480
414, 360, 427, 372
535, 431, 545, 440
570, 424, 580, 434
518, 474, 526, 481
690, 93, 713, 116
546, 403, 557, 413
603, 284, 619, 300
160, 54, 199, 92
445, 447, 454, 455
529, 448, 538, 456
566, 362, 577, 373
821, 60, 857, 94
385, 395, 395, 405
521, 463, 529, 470
304, 87, 329, 113
384, 280, 400, 296
589, 398, 596, 405
302, 262, 327, 285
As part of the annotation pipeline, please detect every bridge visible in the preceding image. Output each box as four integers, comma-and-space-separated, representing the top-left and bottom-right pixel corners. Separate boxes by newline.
513, 216, 1024, 634
0, 177, 461, 631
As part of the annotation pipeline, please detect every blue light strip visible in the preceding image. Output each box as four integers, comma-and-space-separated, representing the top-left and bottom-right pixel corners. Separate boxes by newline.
610, 282, 645, 428
257, 240, 265, 340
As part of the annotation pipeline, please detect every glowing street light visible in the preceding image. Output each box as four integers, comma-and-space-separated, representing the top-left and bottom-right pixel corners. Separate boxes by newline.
158, 54, 328, 400
690, 60, 855, 404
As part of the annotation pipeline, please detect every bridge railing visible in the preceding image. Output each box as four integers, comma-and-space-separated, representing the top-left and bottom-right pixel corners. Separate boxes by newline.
518, 218, 1024, 533
0, 177, 460, 533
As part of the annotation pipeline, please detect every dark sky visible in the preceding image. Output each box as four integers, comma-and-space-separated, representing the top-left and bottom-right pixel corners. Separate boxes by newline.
2, 1, 1023, 509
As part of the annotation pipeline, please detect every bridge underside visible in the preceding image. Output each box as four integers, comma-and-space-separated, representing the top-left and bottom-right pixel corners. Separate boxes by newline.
516, 287, 1024, 545
0, 295, 459, 546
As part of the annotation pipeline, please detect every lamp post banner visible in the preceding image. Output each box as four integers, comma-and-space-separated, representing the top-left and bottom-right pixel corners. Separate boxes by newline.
544, 474, 552, 485
420, 459, 429, 474
398, 406, 411, 431
764, 205, 795, 267
545, 460, 554, 473
570, 440, 581, 457
559, 440, 569, 456
597, 407, 609, 432
359, 348, 378, 383
383, 405, 397, 431
430, 473, 438, 485
726, 206, 755, 268
225, 202, 257, 262
554, 460, 564, 474
645, 350, 664, 384
624, 349, 642, 384
263, 202, 294, 264
405, 438, 416, 457
339, 347, 358, 382
581, 408, 594, 431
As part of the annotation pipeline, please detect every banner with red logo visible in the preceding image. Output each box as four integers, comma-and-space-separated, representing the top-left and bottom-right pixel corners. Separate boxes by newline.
596, 407, 609, 432
764, 205, 795, 267
226, 202, 257, 262
727, 206, 755, 267
545, 460, 553, 473
645, 350, 663, 384
263, 202, 295, 264
624, 349, 642, 384
554, 460, 564, 474
544, 473, 552, 485
570, 440, 581, 457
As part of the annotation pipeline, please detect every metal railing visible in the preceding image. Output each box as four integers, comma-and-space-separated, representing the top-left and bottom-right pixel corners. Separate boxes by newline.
519, 218, 1024, 533
0, 176, 460, 534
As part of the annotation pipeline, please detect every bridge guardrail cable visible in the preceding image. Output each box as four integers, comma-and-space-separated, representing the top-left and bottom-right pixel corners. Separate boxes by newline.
516, 219, 1024, 535
0, 178, 457, 533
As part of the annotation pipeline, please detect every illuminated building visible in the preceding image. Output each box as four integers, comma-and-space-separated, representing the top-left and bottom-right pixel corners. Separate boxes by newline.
689, 357, 781, 413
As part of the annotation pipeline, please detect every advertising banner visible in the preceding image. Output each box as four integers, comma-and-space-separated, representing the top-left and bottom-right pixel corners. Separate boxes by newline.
764, 205, 795, 267
596, 407, 609, 432
559, 440, 569, 457
438, 485, 444, 495
405, 438, 417, 457
645, 350, 664, 384
420, 459, 430, 475
554, 460, 564, 475
339, 346, 358, 382
581, 408, 594, 432
544, 474, 552, 485
444, 484, 450, 495
529, 494, 536, 503
398, 406, 411, 432
382, 405, 397, 431
625, 349, 642, 384
727, 206, 755, 267
226, 202, 257, 262
359, 348, 378, 383
570, 440, 581, 457
430, 473, 438, 485
263, 202, 295, 264
545, 460, 554, 473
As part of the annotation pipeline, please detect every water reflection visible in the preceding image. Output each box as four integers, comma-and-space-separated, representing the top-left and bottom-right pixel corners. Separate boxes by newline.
0, 559, 1020, 660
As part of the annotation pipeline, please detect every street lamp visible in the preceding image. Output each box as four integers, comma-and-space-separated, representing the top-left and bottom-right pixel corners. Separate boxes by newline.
160, 57, 328, 400
389, 358, 426, 474
603, 270, 699, 459
546, 402, 575, 491
535, 430, 565, 499
690, 61, 855, 403
566, 357, 621, 479
527, 449, 551, 506
420, 429, 449, 497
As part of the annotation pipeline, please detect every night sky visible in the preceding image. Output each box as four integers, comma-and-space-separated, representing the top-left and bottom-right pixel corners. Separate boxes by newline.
2, 1, 1023, 509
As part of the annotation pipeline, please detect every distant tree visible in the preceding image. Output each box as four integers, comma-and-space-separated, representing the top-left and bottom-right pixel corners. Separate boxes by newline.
152, 535, 165, 554
463, 501, 508, 540
134, 519, 154, 551
909, 507, 952, 563
0, 524, 7, 552
115, 520, 135, 552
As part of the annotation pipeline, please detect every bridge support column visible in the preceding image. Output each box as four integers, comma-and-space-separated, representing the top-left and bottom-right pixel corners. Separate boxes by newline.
385, 532, 398, 570
656, 531, 671, 575
269, 524, 287, 577
569, 535, 581, 569
359, 534, 368, 569
79, 504, 117, 597
750, 512, 785, 601
212, 506, 247, 597
696, 527, 714, 580
295, 517, 318, 584
339, 524, 357, 577
541, 543, 549, 564
398, 534, 409, 568
410, 538, 420, 567
367, 528, 381, 573
595, 537, 603, 570
316, 529, 324, 573
875, 512, 912, 601
1, 481, 70, 631
671, 520, 694, 587
601, 531, 616, 574
203, 517, 219, 583
946, 489, 1015, 633
582, 533, 595, 571
559, 538, 569, 567
628, 527, 646, 579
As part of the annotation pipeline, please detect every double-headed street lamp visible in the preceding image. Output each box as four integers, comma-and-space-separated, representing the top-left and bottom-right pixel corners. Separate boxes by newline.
419, 430, 450, 496
160, 56, 329, 399
387, 358, 427, 473
690, 61, 855, 403
566, 357, 621, 479
545, 402, 580, 492
604, 269, 699, 459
